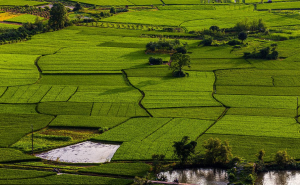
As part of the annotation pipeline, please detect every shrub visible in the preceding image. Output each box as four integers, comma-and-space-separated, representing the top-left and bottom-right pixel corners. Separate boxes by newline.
228, 39, 242, 46
202, 36, 213, 46
275, 150, 290, 167
203, 138, 232, 164
256, 149, 266, 162
110, 6, 116, 14
99, 127, 109, 133
209, 25, 220, 31
238, 32, 247, 43
149, 57, 163, 65
176, 46, 187, 54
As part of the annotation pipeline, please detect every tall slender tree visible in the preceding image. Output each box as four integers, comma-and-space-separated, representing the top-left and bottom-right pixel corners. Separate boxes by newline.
48, 3, 69, 30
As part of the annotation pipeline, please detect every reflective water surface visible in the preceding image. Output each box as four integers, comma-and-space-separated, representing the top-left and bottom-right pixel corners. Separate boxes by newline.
256, 171, 300, 185
159, 168, 228, 185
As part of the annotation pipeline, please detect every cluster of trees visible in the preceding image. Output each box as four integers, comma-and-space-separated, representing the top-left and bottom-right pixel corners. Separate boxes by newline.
244, 44, 278, 60
0, 5, 51, 18
0, 3, 71, 44
146, 39, 187, 54
234, 18, 267, 32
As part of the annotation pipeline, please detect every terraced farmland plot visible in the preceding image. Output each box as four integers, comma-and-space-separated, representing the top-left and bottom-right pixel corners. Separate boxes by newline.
257, 1, 300, 10
214, 94, 298, 109
158, 5, 215, 10
0, 168, 55, 180
5, 14, 43, 24
149, 107, 225, 120
196, 134, 300, 161
91, 102, 148, 117
67, 0, 133, 5
128, 71, 221, 108
0, 54, 40, 86
129, 0, 162, 5
0, 104, 37, 114
111, 118, 214, 160
206, 115, 300, 138
216, 86, 300, 96
93, 118, 172, 142
37, 102, 93, 115
227, 108, 296, 118
189, 58, 252, 71
0, 148, 39, 163
0, 114, 54, 147
0, 0, 46, 6
50, 115, 129, 128
0, 23, 20, 29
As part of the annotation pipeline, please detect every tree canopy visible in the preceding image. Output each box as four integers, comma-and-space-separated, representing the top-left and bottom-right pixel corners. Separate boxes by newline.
49, 3, 69, 30
169, 53, 190, 77
173, 136, 197, 165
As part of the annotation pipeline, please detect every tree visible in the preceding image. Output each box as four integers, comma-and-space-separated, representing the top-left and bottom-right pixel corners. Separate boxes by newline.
238, 31, 247, 43
169, 53, 191, 77
152, 154, 165, 173
256, 149, 265, 162
73, 2, 83, 11
173, 136, 197, 165
110, 6, 116, 14
203, 138, 232, 164
48, 3, 69, 30
275, 150, 291, 167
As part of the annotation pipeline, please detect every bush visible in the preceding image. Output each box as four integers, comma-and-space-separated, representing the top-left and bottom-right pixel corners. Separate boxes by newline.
203, 138, 232, 164
228, 39, 242, 46
149, 57, 163, 65
202, 36, 213, 46
238, 32, 247, 43
209, 25, 220, 31
176, 46, 187, 54
275, 150, 291, 167
110, 6, 116, 14
99, 127, 109, 133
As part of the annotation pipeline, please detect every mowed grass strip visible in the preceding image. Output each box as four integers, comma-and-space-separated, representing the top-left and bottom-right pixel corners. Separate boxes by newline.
0, 148, 39, 163
149, 107, 225, 120
0, 114, 54, 147
79, 163, 150, 177
0, 168, 55, 180
37, 102, 93, 115
50, 115, 129, 128
206, 115, 300, 138
92, 118, 172, 142
196, 134, 300, 162
214, 94, 298, 109
0, 173, 133, 185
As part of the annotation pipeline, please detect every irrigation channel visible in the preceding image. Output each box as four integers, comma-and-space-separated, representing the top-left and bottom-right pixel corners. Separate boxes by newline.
159, 168, 300, 185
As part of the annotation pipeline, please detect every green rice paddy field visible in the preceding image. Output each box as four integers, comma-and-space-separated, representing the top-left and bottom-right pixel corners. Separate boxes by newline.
2, 0, 300, 184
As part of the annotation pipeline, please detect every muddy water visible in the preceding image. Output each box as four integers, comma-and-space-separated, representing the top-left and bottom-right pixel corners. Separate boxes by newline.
256, 171, 300, 185
159, 168, 228, 185
35, 141, 120, 163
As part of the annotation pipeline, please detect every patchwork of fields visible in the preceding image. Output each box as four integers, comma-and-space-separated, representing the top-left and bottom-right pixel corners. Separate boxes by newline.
2, 1, 300, 184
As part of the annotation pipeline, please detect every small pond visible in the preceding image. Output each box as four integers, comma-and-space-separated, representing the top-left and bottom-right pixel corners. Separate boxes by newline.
256, 170, 300, 185
159, 168, 228, 185
35, 141, 120, 163
37, 4, 75, 10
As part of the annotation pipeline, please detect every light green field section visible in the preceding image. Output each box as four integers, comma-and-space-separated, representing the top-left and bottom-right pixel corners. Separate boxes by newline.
227, 108, 296, 117
0, 168, 55, 180
79, 163, 150, 177
128, 71, 221, 108
0, 0, 46, 6
0, 54, 39, 86
111, 118, 214, 160
0, 104, 37, 114
215, 94, 298, 109
5, 14, 43, 24
207, 115, 300, 138
67, 0, 133, 5
0, 114, 54, 147
189, 47, 241, 58
149, 107, 225, 120
158, 5, 215, 10
0, 148, 39, 163
257, 1, 300, 10
37, 102, 93, 115
0, 23, 21, 29
190, 58, 252, 71
50, 115, 129, 128
129, 0, 162, 5
196, 134, 300, 161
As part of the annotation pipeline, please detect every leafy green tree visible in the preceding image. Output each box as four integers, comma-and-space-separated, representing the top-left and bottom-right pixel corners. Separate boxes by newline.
173, 136, 197, 165
238, 31, 247, 43
203, 138, 232, 164
48, 3, 69, 30
73, 2, 83, 11
256, 149, 265, 162
275, 150, 291, 167
169, 53, 191, 77
151, 154, 165, 173
110, 6, 116, 14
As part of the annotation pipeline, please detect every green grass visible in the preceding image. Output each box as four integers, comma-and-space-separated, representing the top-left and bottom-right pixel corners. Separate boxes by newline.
93, 117, 172, 142
66, 0, 133, 6
149, 107, 225, 120
158, 5, 215, 10
37, 102, 93, 115
257, 2, 300, 10
189, 58, 252, 71
0, 104, 37, 114
214, 94, 298, 109
0, 54, 39, 86
0, 23, 21, 29
206, 115, 300, 138
227, 108, 296, 117
0, 0, 46, 6
5, 14, 43, 24
0, 168, 55, 180
0, 173, 133, 185
196, 134, 300, 162
0, 148, 39, 163
0, 114, 54, 147
40, 86, 77, 102
112, 118, 214, 160
50, 115, 129, 128
79, 163, 150, 177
